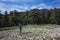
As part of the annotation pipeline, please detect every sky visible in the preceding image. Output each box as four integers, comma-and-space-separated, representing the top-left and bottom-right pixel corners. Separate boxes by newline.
0, 0, 60, 13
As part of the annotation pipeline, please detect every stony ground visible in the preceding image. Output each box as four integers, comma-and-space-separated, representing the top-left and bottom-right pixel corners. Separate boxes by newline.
0, 25, 60, 40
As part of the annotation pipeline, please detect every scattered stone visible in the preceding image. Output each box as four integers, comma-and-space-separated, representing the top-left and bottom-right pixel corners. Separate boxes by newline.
0, 28, 60, 40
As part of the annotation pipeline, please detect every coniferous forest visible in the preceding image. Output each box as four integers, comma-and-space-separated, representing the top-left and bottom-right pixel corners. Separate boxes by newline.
0, 8, 60, 27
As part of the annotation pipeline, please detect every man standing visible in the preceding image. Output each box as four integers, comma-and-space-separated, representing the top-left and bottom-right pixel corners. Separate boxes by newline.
18, 22, 22, 35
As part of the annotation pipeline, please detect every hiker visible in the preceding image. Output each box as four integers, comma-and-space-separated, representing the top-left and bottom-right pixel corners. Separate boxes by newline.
18, 22, 22, 34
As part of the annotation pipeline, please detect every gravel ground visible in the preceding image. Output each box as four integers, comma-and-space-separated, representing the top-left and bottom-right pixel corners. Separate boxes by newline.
0, 28, 60, 40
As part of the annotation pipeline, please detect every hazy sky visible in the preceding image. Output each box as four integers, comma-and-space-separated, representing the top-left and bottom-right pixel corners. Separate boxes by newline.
0, 0, 60, 13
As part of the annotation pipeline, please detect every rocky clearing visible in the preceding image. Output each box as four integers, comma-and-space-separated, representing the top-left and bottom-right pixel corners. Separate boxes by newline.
0, 25, 60, 40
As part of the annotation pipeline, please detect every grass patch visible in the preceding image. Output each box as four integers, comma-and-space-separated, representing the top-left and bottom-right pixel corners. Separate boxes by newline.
0, 24, 60, 31
0, 26, 18, 31
23, 24, 58, 28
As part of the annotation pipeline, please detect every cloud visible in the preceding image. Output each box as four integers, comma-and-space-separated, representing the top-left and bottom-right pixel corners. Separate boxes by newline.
52, 0, 60, 2
0, 3, 7, 12
1, 0, 35, 2
0, 3, 54, 14
1, 0, 20, 2
56, 5, 60, 8
38, 3, 53, 9
30, 6, 37, 9
0, 3, 30, 13
8, 4, 29, 11
30, 3, 53, 9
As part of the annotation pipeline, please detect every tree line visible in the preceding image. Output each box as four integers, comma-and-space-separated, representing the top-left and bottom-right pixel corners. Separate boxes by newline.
0, 8, 60, 27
